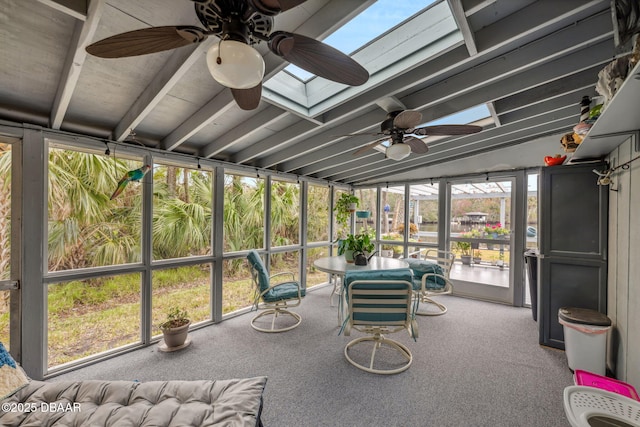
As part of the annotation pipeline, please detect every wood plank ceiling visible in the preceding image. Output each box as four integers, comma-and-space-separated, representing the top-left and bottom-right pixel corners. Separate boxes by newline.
0, 0, 616, 185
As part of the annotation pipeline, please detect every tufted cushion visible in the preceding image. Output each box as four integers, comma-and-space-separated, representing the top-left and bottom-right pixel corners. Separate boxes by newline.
0, 376, 266, 427
404, 259, 446, 290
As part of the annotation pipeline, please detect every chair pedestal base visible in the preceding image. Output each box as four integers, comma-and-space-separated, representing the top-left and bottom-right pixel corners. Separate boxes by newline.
251, 308, 301, 333
415, 296, 448, 316
344, 335, 412, 375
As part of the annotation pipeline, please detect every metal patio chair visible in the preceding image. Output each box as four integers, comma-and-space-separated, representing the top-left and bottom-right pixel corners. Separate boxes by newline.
341, 268, 418, 374
246, 250, 305, 333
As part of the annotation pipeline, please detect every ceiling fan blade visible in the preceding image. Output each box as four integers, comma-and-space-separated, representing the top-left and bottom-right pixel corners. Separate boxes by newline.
393, 110, 422, 130
404, 136, 429, 154
268, 32, 369, 86
412, 124, 482, 136
86, 26, 207, 58
353, 138, 387, 156
231, 84, 262, 110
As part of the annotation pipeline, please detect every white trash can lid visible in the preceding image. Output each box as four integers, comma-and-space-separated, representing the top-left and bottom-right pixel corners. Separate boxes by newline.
558, 307, 611, 326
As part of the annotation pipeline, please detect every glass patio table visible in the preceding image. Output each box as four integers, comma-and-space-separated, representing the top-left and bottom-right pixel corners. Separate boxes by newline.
313, 255, 409, 324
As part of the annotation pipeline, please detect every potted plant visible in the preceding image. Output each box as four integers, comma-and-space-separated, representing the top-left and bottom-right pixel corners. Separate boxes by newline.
380, 242, 394, 257
334, 193, 360, 232
355, 209, 371, 219
381, 233, 402, 258
496, 250, 505, 269
339, 231, 375, 262
473, 250, 482, 264
159, 306, 191, 349
456, 241, 472, 265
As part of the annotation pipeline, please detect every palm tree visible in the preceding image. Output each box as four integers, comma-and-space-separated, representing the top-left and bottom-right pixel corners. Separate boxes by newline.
270, 181, 299, 247
223, 175, 265, 253
47, 149, 143, 270
152, 168, 212, 259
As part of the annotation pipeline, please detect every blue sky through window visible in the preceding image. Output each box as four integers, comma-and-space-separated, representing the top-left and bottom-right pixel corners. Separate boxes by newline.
284, 0, 436, 81
420, 105, 491, 127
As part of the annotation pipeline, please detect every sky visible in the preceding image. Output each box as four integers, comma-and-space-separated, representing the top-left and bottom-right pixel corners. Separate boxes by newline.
284, 0, 435, 80
284, 0, 491, 126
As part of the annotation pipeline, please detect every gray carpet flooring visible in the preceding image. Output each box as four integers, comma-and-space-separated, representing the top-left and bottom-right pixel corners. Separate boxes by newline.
54, 285, 574, 426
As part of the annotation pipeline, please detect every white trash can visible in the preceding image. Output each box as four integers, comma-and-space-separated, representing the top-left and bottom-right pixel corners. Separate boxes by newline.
558, 307, 611, 376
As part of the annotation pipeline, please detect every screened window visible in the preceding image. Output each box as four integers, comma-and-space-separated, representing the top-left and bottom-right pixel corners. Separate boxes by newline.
223, 173, 264, 252
355, 188, 376, 236
380, 185, 406, 237
153, 163, 212, 260
152, 264, 211, 338
410, 182, 439, 245
222, 257, 254, 315
47, 273, 142, 368
47, 146, 144, 271
270, 179, 300, 247
333, 188, 349, 239
307, 184, 330, 242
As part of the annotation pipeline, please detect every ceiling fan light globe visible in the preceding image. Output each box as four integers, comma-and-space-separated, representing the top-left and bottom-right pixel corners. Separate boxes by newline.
386, 143, 411, 160
206, 41, 265, 89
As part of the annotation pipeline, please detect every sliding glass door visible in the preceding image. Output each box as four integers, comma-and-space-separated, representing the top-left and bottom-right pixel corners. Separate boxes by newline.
447, 178, 514, 303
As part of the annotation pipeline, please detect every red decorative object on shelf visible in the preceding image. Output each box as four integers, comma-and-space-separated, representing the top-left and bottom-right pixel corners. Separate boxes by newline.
544, 154, 567, 166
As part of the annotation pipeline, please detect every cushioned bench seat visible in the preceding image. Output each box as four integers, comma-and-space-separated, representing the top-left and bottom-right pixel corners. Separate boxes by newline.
0, 376, 266, 427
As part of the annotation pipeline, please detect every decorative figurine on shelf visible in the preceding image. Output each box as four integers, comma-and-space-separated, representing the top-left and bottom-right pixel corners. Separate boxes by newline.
560, 132, 582, 153
573, 96, 593, 136
579, 95, 591, 122
110, 164, 151, 200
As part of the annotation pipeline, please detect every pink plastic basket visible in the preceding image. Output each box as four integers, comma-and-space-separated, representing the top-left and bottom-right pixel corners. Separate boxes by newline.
574, 369, 639, 401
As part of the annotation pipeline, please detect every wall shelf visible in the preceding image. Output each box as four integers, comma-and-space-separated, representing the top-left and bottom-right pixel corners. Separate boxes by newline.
569, 60, 640, 163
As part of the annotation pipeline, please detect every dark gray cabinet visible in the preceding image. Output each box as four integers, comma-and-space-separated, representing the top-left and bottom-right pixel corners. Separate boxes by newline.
538, 163, 608, 349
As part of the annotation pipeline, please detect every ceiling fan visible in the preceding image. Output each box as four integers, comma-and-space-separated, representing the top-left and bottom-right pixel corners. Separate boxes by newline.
85, 0, 369, 110
352, 110, 482, 160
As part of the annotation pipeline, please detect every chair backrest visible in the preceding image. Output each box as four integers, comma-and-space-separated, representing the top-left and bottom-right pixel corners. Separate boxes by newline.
247, 250, 269, 293
344, 269, 415, 327
423, 249, 455, 278
404, 258, 446, 290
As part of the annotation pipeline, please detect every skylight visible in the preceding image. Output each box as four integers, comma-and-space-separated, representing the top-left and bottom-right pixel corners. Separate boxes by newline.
419, 105, 491, 127
284, 0, 436, 81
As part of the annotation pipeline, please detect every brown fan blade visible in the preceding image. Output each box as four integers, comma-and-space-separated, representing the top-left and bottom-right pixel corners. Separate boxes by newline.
412, 124, 482, 136
231, 84, 262, 110
404, 136, 429, 154
353, 138, 387, 156
393, 110, 422, 130
86, 26, 207, 58
268, 32, 369, 86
